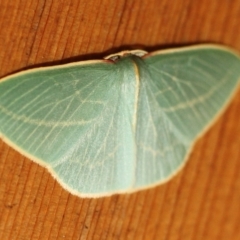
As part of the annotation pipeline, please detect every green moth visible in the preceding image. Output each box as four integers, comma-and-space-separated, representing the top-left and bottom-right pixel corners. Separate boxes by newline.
0, 45, 239, 197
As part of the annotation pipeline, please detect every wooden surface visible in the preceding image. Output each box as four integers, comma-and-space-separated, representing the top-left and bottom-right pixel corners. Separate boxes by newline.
0, 0, 240, 239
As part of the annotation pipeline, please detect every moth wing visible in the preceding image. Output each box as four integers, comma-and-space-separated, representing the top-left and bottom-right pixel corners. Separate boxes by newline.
133, 46, 240, 187
144, 46, 240, 139
0, 61, 136, 197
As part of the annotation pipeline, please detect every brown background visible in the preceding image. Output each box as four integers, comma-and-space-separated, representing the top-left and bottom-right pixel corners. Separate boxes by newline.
0, 0, 240, 239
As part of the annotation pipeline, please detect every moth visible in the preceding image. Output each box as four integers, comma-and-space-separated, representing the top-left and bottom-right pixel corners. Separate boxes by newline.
0, 45, 239, 197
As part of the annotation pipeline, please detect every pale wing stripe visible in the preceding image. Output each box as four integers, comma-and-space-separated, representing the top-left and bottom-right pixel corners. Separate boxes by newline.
146, 66, 216, 140
0, 88, 72, 137
157, 67, 205, 123
24, 96, 75, 150
44, 97, 80, 149
148, 59, 236, 112
0, 102, 90, 129
162, 68, 235, 112
2, 72, 104, 130
148, 62, 221, 124
149, 66, 212, 97
51, 78, 118, 167
24, 96, 76, 150
1, 73, 107, 134
145, 72, 190, 144
3, 94, 77, 140
32, 76, 108, 153
148, 68, 182, 104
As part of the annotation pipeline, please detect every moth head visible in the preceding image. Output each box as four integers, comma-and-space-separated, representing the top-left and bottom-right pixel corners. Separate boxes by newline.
104, 50, 148, 61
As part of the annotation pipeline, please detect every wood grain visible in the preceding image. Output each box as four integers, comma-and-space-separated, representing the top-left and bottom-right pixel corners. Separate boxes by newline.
0, 0, 240, 239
